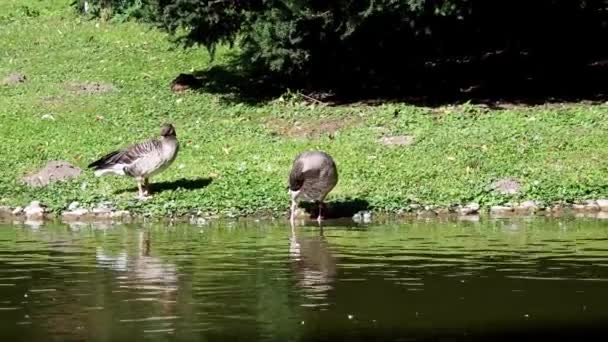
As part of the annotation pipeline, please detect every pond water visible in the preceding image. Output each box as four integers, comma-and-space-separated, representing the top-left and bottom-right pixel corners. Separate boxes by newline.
1, 217, 608, 341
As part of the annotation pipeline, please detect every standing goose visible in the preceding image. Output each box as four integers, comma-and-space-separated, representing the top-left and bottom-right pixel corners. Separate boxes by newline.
288, 150, 338, 224
88, 123, 179, 199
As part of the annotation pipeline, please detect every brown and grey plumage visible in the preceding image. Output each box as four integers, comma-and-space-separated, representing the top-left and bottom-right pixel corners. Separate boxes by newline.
88, 123, 179, 198
288, 150, 338, 224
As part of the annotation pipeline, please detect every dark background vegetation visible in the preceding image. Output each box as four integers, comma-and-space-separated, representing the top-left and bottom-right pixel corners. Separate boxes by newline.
74, 0, 608, 105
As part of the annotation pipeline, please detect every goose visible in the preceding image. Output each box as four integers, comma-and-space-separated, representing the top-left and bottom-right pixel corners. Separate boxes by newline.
88, 123, 179, 199
288, 150, 338, 224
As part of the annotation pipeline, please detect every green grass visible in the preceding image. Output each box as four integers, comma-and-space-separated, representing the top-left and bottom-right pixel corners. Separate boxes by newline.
1, 0, 607, 218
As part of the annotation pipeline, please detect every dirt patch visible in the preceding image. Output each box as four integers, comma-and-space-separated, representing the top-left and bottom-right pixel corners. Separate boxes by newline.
21, 161, 82, 187
2, 72, 26, 85
378, 135, 415, 146
265, 116, 359, 139
491, 177, 521, 195
66, 81, 115, 95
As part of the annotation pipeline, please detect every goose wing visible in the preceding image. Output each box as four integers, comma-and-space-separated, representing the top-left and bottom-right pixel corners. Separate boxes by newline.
88, 138, 162, 170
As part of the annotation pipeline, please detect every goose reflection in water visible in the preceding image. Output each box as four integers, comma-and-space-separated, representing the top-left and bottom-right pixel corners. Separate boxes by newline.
95, 230, 178, 293
289, 223, 337, 306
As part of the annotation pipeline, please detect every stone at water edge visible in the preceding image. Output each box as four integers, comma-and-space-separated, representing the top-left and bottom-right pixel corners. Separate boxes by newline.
434, 208, 451, 216
514, 200, 540, 212
583, 200, 600, 211
68, 202, 80, 211
0, 206, 11, 216
61, 208, 90, 220
24, 201, 46, 218
597, 200, 608, 211
12, 207, 23, 215
490, 205, 514, 215
110, 210, 131, 218
458, 203, 480, 215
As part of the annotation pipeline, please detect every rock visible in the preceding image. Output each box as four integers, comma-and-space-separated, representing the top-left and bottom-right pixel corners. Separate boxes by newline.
459, 202, 480, 215
12, 207, 23, 215
491, 178, 521, 195
61, 208, 89, 220
490, 205, 514, 215
2, 72, 26, 85
378, 135, 415, 146
0, 206, 12, 217
514, 200, 539, 212
434, 208, 451, 216
170, 73, 202, 92
570, 201, 599, 212
68, 201, 80, 211
597, 199, 608, 211
24, 201, 46, 219
362, 211, 372, 223
417, 210, 437, 218
550, 204, 564, 212
583, 200, 600, 211
111, 210, 130, 218
22, 161, 82, 187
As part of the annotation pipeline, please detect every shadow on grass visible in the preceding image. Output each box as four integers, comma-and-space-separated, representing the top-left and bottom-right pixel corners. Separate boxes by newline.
173, 51, 608, 108
299, 198, 370, 220
114, 177, 213, 195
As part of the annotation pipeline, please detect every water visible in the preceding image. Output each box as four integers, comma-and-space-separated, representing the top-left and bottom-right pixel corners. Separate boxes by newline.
1, 217, 608, 341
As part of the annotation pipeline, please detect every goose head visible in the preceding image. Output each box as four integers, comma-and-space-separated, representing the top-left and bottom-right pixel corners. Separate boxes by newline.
160, 123, 176, 137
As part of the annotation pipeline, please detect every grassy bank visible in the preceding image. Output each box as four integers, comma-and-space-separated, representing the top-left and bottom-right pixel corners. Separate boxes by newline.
1, 1, 607, 219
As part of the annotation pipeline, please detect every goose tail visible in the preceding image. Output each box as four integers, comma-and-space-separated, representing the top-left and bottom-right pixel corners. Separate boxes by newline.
88, 151, 127, 177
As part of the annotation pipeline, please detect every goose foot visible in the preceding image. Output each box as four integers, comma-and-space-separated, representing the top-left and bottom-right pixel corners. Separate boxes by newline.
136, 194, 151, 201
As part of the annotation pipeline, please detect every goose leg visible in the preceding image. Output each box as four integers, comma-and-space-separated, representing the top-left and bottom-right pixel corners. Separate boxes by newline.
143, 178, 150, 196
136, 178, 145, 199
317, 201, 324, 224
290, 199, 297, 225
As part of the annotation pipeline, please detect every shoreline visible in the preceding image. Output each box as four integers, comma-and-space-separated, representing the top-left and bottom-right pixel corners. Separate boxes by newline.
2, 199, 608, 226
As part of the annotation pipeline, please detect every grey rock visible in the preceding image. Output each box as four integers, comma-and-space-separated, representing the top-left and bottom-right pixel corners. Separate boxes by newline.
21, 161, 82, 187
459, 202, 480, 215
514, 200, 539, 212
378, 135, 415, 146
24, 201, 45, 218
0, 206, 11, 216
68, 201, 80, 211
490, 205, 514, 215
61, 208, 89, 219
92, 207, 112, 214
12, 207, 23, 215
362, 211, 372, 223
417, 210, 437, 218
434, 208, 451, 215
110, 210, 130, 218
2, 72, 26, 85
583, 200, 600, 211
597, 199, 608, 211
491, 178, 521, 195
